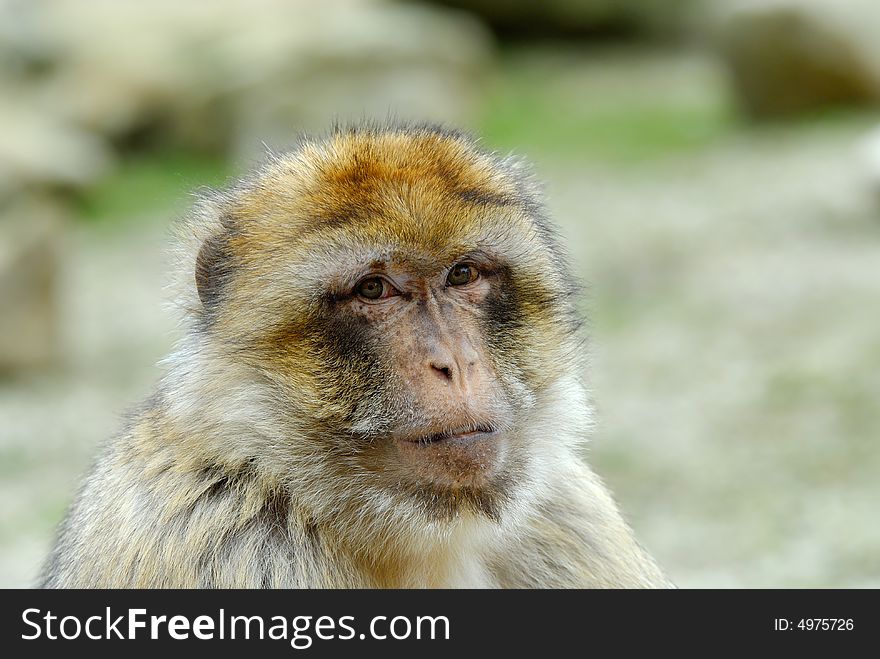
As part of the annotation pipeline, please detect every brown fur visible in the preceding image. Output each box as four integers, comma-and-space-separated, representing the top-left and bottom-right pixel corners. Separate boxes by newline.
40, 123, 671, 588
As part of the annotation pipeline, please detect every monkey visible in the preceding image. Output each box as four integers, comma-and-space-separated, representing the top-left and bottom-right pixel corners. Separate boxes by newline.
39, 122, 672, 588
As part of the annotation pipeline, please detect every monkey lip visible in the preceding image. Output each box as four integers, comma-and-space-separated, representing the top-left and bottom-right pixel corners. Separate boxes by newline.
400, 424, 498, 445
394, 423, 505, 489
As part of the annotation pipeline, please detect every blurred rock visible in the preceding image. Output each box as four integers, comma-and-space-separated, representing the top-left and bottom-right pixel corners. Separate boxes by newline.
427, 0, 699, 39
0, 94, 112, 200
713, 0, 880, 117
10, 0, 491, 160
0, 199, 64, 371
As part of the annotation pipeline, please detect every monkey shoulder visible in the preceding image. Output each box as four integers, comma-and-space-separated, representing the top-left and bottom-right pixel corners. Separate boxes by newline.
40, 402, 347, 588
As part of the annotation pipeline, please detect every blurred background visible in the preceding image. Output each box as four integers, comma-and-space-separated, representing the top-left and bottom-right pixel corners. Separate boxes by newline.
1, 0, 879, 588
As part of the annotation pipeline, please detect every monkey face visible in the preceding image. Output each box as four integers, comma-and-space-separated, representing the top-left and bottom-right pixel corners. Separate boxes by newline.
191, 126, 581, 527
330, 250, 516, 491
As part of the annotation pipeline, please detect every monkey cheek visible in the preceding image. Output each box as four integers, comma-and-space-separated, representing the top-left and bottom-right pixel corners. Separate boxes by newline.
394, 432, 506, 490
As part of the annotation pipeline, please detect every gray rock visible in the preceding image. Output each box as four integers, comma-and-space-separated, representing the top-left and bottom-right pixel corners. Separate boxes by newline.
0, 94, 112, 199
712, 0, 880, 117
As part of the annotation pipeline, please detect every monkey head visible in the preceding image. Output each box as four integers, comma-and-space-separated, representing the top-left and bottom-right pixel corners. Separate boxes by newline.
175, 124, 585, 546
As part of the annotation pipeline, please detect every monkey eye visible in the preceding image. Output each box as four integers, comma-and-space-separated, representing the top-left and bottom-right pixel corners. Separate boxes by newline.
446, 263, 479, 287
354, 276, 398, 301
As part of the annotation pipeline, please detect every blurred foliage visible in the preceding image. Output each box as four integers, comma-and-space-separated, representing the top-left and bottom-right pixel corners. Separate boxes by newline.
67, 45, 879, 228
71, 45, 741, 229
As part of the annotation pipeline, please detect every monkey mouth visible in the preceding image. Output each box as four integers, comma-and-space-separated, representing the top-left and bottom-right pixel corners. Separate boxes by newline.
393, 422, 506, 490
402, 423, 498, 445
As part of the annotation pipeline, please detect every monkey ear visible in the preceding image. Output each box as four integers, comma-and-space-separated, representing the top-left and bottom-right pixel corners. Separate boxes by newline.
195, 233, 231, 308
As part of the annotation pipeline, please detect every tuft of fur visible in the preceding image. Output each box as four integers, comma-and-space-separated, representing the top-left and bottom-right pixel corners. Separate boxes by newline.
40, 123, 671, 588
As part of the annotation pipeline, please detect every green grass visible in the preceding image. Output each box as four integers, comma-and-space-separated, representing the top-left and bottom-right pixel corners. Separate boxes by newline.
481, 89, 735, 163
479, 47, 738, 164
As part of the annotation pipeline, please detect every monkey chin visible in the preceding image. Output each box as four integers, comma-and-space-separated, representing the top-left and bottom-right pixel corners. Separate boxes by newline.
394, 428, 506, 491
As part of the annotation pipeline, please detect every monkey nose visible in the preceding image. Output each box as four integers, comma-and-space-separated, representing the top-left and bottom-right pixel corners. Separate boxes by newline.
427, 355, 478, 395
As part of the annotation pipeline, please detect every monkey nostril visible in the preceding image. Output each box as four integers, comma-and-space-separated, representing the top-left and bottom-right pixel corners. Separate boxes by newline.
430, 364, 453, 381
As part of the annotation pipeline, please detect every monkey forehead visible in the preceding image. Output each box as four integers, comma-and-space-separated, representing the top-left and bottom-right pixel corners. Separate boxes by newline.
194, 126, 571, 306
230, 128, 536, 241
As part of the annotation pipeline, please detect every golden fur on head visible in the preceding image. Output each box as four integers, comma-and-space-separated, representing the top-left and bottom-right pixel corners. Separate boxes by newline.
41, 123, 671, 588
